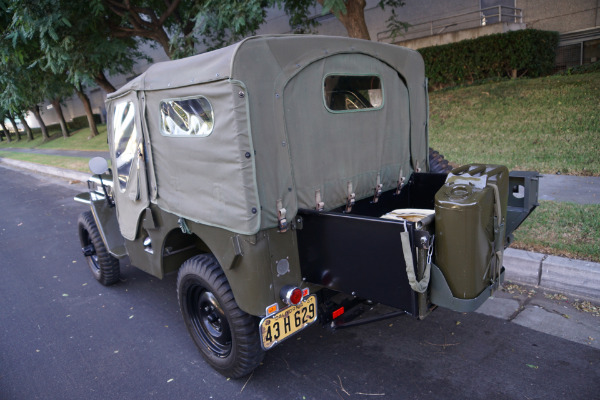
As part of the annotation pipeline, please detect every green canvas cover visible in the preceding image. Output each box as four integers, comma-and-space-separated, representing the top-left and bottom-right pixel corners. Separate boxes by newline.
106, 35, 429, 236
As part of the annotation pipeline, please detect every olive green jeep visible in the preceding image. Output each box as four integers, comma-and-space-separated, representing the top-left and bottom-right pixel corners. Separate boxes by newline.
75, 35, 538, 378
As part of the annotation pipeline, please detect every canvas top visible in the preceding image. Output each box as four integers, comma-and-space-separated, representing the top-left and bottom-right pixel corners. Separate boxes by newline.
105, 35, 429, 238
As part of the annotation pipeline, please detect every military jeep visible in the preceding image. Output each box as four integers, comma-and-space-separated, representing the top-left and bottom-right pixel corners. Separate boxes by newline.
75, 35, 538, 378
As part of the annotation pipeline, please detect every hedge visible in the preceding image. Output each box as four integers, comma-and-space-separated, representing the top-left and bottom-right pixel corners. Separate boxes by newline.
30, 114, 102, 135
418, 29, 559, 88
68, 114, 102, 130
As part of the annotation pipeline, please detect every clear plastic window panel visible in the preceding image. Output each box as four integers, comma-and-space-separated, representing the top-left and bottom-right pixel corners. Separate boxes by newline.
160, 97, 214, 137
112, 101, 138, 192
324, 75, 383, 112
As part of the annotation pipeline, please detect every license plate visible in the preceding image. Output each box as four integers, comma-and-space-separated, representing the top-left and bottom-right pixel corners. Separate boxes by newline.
259, 295, 317, 350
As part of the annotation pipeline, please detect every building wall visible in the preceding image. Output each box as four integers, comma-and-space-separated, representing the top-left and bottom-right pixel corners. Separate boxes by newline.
519, 0, 599, 32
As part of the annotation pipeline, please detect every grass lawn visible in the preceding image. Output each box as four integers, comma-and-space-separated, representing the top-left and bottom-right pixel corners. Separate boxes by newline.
511, 201, 600, 263
429, 72, 600, 176
0, 124, 109, 152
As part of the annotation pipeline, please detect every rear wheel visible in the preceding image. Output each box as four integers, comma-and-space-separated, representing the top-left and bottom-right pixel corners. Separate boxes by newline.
429, 147, 453, 173
177, 254, 264, 378
77, 211, 120, 285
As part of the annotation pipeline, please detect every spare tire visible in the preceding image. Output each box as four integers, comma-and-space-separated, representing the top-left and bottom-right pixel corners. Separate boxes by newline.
429, 147, 453, 173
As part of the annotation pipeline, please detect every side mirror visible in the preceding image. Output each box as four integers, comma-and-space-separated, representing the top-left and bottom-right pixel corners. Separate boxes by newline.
89, 157, 109, 175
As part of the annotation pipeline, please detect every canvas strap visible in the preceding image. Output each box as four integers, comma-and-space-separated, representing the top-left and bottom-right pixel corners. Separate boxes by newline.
400, 227, 431, 293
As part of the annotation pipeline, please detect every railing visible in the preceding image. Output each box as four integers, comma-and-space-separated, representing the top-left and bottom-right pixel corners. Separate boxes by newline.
377, 6, 523, 43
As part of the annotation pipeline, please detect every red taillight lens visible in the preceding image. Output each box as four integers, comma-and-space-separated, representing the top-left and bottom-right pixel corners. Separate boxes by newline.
290, 288, 302, 305
333, 307, 344, 320
281, 285, 303, 306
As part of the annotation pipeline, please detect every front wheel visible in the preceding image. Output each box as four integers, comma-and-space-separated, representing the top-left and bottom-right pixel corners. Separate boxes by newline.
78, 211, 120, 285
177, 254, 264, 378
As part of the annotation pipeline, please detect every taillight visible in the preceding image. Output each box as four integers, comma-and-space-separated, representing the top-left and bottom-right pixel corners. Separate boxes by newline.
280, 285, 303, 306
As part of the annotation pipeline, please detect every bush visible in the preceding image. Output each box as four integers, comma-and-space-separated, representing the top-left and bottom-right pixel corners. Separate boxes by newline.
68, 114, 102, 130
418, 29, 559, 88
29, 114, 102, 136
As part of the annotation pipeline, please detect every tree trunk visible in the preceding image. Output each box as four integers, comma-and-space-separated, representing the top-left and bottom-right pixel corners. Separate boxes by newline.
20, 113, 34, 141
6, 112, 22, 141
0, 121, 11, 142
94, 70, 117, 93
319, 0, 371, 40
150, 27, 173, 59
75, 85, 99, 138
52, 98, 70, 138
30, 106, 50, 141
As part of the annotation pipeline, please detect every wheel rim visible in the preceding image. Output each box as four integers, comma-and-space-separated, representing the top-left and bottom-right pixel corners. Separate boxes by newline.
83, 231, 100, 274
186, 284, 232, 357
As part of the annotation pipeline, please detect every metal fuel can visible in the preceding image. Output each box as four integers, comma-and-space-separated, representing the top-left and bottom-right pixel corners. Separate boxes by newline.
434, 165, 509, 299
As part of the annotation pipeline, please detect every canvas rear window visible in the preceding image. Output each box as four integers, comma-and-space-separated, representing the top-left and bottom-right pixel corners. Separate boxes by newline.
160, 96, 214, 137
323, 75, 383, 112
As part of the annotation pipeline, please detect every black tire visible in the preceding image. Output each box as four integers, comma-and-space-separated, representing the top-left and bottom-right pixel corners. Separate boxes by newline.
77, 211, 120, 286
429, 147, 453, 173
177, 254, 264, 378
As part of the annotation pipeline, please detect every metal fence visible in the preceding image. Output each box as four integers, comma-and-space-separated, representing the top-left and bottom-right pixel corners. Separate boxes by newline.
377, 6, 523, 43
554, 34, 600, 72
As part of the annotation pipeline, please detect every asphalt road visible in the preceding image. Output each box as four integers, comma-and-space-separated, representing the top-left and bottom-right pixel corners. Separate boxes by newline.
1, 167, 599, 400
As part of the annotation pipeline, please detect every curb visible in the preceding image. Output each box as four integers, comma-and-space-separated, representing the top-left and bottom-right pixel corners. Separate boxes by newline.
0, 157, 90, 183
2, 156, 599, 302
504, 248, 600, 301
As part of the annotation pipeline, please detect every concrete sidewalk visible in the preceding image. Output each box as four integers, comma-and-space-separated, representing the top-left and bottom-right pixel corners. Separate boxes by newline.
539, 173, 600, 204
1, 154, 599, 302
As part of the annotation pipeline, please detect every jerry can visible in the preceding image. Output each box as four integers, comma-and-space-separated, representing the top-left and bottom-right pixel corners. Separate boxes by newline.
434, 165, 509, 299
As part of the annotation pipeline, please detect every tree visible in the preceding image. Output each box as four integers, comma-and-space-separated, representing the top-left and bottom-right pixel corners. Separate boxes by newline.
46, 73, 76, 138
190, 1, 408, 51
74, 83, 100, 138
103, 0, 187, 59
191, 0, 272, 51
276, 0, 408, 40
7, 1, 139, 138
0, 111, 12, 143
6, 111, 21, 141
10, 0, 146, 94
101, 0, 272, 58
1, 2, 53, 140
19, 112, 34, 141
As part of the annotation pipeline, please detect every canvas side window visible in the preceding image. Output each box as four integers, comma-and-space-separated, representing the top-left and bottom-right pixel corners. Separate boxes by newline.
113, 101, 138, 192
160, 96, 214, 137
324, 75, 383, 112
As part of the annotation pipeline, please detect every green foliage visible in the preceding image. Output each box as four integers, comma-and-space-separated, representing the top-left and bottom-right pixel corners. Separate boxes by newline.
9, 0, 145, 89
428, 72, 600, 176
191, 0, 270, 53
512, 201, 600, 263
275, 0, 407, 38
557, 61, 600, 76
320, 0, 346, 16
419, 29, 559, 88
